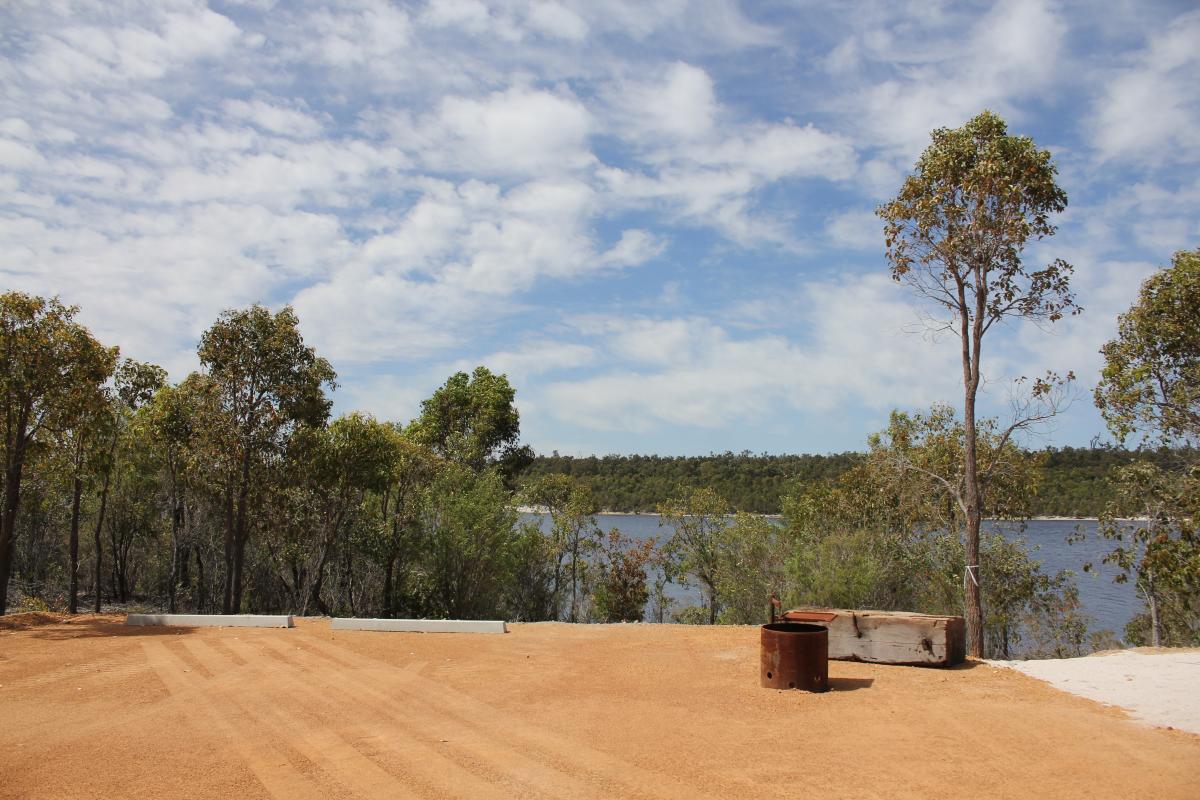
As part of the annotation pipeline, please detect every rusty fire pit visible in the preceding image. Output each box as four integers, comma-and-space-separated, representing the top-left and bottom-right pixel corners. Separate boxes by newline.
760, 621, 829, 692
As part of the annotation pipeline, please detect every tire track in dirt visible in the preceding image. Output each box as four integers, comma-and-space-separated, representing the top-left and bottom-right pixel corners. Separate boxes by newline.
292, 631, 726, 800
178, 637, 426, 800
142, 638, 328, 800
0, 651, 145, 692
244, 633, 580, 796
11, 643, 185, 745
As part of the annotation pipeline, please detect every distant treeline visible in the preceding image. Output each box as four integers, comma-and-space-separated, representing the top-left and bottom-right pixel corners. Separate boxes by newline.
520, 447, 1193, 517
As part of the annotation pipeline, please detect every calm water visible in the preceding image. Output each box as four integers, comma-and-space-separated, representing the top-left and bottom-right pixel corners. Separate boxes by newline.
521, 514, 1141, 634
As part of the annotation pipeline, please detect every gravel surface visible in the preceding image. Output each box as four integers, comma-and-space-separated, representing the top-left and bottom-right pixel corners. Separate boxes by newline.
991, 648, 1200, 734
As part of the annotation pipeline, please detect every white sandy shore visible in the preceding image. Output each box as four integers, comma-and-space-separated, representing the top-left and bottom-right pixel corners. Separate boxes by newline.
990, 649, 1200, 734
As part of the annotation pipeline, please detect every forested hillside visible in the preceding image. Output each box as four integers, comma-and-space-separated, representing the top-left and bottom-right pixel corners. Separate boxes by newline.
520, 447, 1191, 517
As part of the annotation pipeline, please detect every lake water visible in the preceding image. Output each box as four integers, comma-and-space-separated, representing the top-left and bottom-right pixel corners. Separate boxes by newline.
521, 514, 1141, 634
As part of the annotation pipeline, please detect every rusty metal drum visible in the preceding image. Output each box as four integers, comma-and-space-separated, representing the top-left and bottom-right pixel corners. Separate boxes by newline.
760, 622, 828, 692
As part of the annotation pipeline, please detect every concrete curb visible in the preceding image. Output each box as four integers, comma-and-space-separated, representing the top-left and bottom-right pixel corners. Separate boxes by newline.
331, 618, 508, 634
125, 614, 295, 628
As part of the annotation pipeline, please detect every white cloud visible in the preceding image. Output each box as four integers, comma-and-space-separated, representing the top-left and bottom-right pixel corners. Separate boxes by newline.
222, 99, 325, 138
336, 374, 427, 426
542, 274, 967, 432
420, 0, 492, 33
454, 339, 598, 384
427, 87, 594, 176
608, 62, 717, 142
526, 2, 589, 41
826, 208, 882, 250
836, 0, 1068, 159
18, 6, 241, 86
1090, 10, 1200, 165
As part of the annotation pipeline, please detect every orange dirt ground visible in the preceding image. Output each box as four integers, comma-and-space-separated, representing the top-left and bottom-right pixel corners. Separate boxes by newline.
1, 614, 1198, 799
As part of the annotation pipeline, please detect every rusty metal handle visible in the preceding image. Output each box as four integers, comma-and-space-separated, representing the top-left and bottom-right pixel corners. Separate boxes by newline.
781, 610, 837, 623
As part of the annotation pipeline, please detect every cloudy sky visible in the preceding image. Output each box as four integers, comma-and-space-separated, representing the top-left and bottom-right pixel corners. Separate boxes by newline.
2, 0, 1198, 456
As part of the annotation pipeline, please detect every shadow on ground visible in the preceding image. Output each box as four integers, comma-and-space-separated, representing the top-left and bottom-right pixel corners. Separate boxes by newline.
5, 615, 199, 641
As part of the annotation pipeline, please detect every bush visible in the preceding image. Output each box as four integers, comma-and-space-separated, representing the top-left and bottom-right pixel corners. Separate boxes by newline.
591, 530, 654, 623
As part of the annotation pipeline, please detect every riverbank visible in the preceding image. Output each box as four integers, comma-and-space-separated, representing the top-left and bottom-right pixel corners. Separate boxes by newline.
2, 614, 1197, 798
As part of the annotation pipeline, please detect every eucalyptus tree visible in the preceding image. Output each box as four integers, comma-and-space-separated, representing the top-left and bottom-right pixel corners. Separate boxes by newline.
712, 513, 787, 625
411, 366, 532, 478
135, 382, 200, 612
0, 293, 116, 614
522, 473, 600, 621
371, 426, 438, 617
878, 111, 1078, 656
658, 487, 731, 625
197, 305, 335, 613
1091, 248, 1200, 646
263, 413, 400, 615
61, 388, 115, 613
1095, 248, 1200, 446
418, 463, 520, 619
88, 359, 166, 612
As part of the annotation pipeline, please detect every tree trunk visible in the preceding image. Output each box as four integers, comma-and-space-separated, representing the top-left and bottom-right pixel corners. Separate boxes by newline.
0, 527, 15, 616
231, 528, 247, 613
570, 533, 579, 623
222, 486, 235, 614
1145, 570, 1161, 647
92, 470, 111, 614
0, 417, 29, 616
383, 555, 395, 618
167, 470, 181, 613
963, 393, 984, 658
195, 547, 206, 612
68, 473, 82, 614
229, 450, 253, 613
168, 503, 179, 613
961, 280, 985, 659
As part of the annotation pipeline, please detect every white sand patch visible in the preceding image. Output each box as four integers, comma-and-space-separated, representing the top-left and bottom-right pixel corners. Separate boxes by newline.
990, 650, 1200, 734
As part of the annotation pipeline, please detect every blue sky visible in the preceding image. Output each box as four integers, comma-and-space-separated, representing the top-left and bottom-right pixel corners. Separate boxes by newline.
2, 1, 1198, 456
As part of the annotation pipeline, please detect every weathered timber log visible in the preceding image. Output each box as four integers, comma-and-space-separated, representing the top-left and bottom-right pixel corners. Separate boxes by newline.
781, 608, 965, 667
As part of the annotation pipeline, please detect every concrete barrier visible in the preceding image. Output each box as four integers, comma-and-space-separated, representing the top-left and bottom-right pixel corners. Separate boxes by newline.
331, 618, 507, 634
125, 614, 295, 628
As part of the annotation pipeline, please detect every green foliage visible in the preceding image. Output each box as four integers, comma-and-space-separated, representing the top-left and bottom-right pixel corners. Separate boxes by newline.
786, 528, 915, 612
713, 513, 787, 625
1096, 248, 1200, 445
521, 473, 599, 621
1089, 248, 1200, 647
868, 405, 1045, 531
522, 451, 860, 514
659, 487, 730, 624
506, 522, 559, 622
415, 464, 521, 619
0, 292, 117, 614
975, 532, 1088, 659
521, 447, 1162, 518
196, 303, 336, 612
198, 304, 336, 437
671, 605, 710, 625
410, 366, 531, 476
878, 110, 1076, 325
1087, 461, 1200, 647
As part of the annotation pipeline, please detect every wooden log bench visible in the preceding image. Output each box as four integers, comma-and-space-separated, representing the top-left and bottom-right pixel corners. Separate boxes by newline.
779, 608, 965, 667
